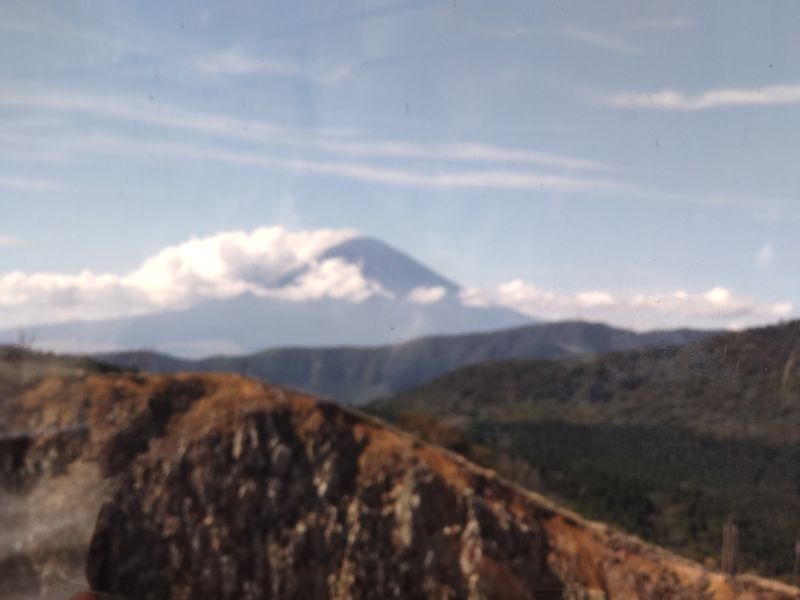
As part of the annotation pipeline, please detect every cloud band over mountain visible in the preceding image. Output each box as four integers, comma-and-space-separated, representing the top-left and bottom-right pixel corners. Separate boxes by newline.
463, 280, 792, 331
0, 227, 372, 327
0, 226, 792, 334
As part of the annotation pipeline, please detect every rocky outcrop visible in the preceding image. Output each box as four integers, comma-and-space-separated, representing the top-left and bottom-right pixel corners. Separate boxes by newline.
85, 387, 562, 599
3, 373, 800, 599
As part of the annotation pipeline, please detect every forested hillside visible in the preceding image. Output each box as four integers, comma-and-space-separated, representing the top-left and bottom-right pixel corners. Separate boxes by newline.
368, 320, 800, 578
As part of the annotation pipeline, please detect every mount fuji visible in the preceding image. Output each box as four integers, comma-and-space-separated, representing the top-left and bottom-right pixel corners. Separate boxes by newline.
1, 235, 531, 357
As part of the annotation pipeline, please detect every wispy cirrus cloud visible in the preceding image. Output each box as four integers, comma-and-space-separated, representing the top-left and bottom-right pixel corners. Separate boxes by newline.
0, 87, 638, 197
4, 88, 799, 211
560, 14, 691, 55
68, 132, 796, 209
0, 175, 66, 191
190, 47, 352, 85
628, 17, 693, 31
606, 85, 800, 111
561, 25, 641, 54
5, 131, 633, 195
0, 9, 149, 55
0, 88, 618, 172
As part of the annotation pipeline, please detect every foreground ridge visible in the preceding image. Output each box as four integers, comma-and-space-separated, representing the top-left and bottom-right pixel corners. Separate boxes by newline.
5, 373, 799, 599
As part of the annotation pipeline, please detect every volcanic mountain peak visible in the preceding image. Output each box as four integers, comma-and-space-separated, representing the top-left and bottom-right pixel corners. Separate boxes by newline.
0, 236, 530, 356
320, 236, 459, 297
3, 371, 797, 599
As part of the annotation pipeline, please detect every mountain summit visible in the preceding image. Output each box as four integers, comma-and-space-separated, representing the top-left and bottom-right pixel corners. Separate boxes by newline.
320, 237, 459, 297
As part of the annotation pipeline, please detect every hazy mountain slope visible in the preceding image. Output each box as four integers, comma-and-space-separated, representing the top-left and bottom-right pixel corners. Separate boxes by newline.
2, 372, 796, 599
98, 321, 715, 404
3, 293, 531, 358
369, 319, 800, 578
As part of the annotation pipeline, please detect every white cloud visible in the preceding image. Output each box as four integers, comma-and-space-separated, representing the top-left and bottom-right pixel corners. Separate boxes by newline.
458, 286, 491, 309
125, 227, 363, 305
755, 242, 774, 269
629, 287, 757, 320
461, 279, 594, 315
276, 258, 388, 303
575, 291, 615, 307
772, 302, 793, 317
407, 286, 447, 304
561, 26, 640, 54
462, 279, 793, 331
191, 48, 352, 85
0, 269, 150, 326
0, 236, 21, 247
606, 85, 800, 111
0, 226, 396, 328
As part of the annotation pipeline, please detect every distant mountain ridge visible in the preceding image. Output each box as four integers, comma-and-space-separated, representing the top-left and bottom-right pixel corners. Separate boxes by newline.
98, 320, 716, 405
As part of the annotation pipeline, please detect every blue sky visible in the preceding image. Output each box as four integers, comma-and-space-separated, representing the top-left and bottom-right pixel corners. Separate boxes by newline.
1, 0, 799, 331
